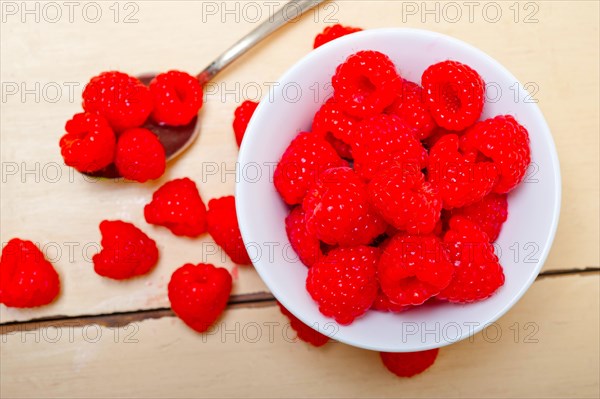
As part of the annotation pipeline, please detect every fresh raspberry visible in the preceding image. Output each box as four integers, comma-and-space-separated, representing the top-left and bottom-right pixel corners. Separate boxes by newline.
427, 134, 498, 209
92, 220, 159, 280
207, 196, 251, 265
144, 177, 208, 237
303, 167, 386, 246
378, 233, 453, 306
312, 98, 360, 146
168, 263, 232, 333
449, 193, 508, 242
233, 100, 259, 147
438, 217, 505, 303
422, 126, 457, 150
149, 70, 203, 126
461, 115, 531, 193
385, 80, 436, 139
274, 132, 346, 205
306, 246, 379, 325
332, 51, 402, 118
0, 239, 60, 308
325, 132, 353, 160
114, 128, 166, 182
380, 349, 439, 377
278, 302, 329, 346
371, 288, 411, 313
285, 206, 323, 267
82, 71, 152, 131
368, 163, 441, 234
313, 24, 362, 49
59, 112, 116, 173
422, 60, 485, 131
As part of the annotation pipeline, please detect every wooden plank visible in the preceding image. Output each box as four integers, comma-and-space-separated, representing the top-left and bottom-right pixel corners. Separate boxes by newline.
1, 1, 598, 323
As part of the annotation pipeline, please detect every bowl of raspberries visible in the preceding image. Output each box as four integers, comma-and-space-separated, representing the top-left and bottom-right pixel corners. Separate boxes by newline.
236, 28, 561, 352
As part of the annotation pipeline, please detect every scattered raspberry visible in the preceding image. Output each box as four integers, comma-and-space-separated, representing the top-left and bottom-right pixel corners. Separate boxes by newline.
461, 115, 531, 193
278, 302, 329, 346
168, 263, 232, 333
324, 132, 353, 160
306, 246, 379, 325
438, 217, 505, 303
449, 193, 508, 242
427, 134, 498, 209
371, 288, 411, 313
144, 177, 208, 237
352, 114, 428, 180
233, 100, 259, 147
303, 167, 386, 246
313, 24, 362, 49
149, 70, 203, 126
368, 163, 441, 234
274, 132, 346, 205
0, 239, 60, 308
114, 128, 165, 182
207, 196, 252, 265
312, 98, 360, 146
385, 80, 436, 139
380, 349, 439, 377
59, 112, 116, 173
285, 206, 323, 267
422, 60, 485, 131
82, 71, 152, 131
332, 51, 402, 118
93, 220, 159, 280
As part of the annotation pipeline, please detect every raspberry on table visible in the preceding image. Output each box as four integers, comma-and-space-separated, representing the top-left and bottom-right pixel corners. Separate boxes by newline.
115, 128, 166, 182
461, 115, 531, 193
285, 206, 323, 267
312, 98, 360, 147
0, 238, 60, 308
82, 71, 153, 131
233, 100, 259, 147
168, 263, 232, 333
149, 70, 203, 126
371, 288, 411, 313
306, 246, 379, 325
207, 196, 252, 265
380, 349, 439, 377
274, 132, 346, 205
278, 302, 329, 347
313, 24, 362, 49
385, 80, 436, 139
93, 220, 159, 280
59, 112, 116, 173
332, 50, 403, 118
421, 60, 485, 131
448, 193, 508, 242
144, 177, 208, 237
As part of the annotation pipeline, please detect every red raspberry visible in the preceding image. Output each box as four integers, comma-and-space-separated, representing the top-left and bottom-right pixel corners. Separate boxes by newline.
274, 132, 346, 205
352, 114, 428, 180
93, 220, 159, 280
332, 51, 402, 118
303, 167, 386, 246
312, 98, 360, 146
144, 177, 208, 237
207, 196, 251, 265
306, 246, 379, 325
449, 193, 508, 242
378, 233, 453, 306
285, 206, 323, 267
313, 24, 362, 49
278, 302, 329, 347
461, 115, 531, 193
0, 239, 60, 308
422, 126, 457, 150
168, 263, 232, 333
438, 217, 505, 303
368, 163, 441, 234
149, 70, 203, 126
59, 112, 116, 173
385, 80, 436, 139
233, 100, 259, 147
427, 134, 498, 209
422, 60, 485, 131
82, 71, 152, 131
371, 288, 411, 313
324, 132, 353, 160
380, 349, 439, 377
114, 128, 166, 182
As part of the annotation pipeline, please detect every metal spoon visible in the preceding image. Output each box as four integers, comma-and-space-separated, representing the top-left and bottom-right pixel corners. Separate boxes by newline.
90, 0, 325, 178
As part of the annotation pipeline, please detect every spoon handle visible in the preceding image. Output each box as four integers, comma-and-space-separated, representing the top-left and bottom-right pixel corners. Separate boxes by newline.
197, 0, 326, 84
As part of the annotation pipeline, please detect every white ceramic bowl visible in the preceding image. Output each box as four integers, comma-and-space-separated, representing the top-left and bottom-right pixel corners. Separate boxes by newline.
236, 28, 561, 352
